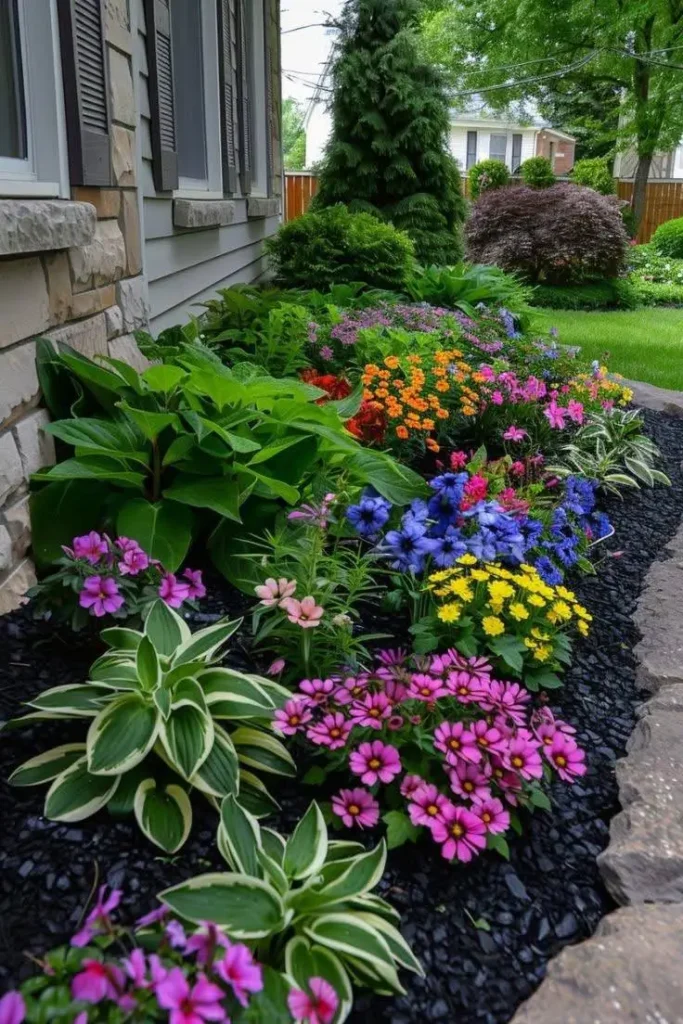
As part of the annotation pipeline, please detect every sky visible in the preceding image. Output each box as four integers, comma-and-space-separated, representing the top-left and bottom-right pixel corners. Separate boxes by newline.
280, 0, 343, 110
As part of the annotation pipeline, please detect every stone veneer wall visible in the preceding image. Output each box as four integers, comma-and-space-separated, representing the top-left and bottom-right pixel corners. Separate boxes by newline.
0, 0, 149, 615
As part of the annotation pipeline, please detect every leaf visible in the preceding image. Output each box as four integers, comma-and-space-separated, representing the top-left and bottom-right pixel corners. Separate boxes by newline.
313, 842, 386, 904
134, 779, 192, 853
44, 757, 121, 822
303, 914, 404, 994
219, 794, 264, 876
353, 913, 424, 976
144, 600, 191, 657
487, 833, 510, 859
172, 618, 242, 666
201, 668, 276, 719
117, 402, 179, 441
117, 498, 193, 572
30, 480, 108, 567
232, 727, 297, 777
160, 699, 214, 780
9, 744, 86, 787
285, 937, 353, 1021
283, 802, 328, 881
190, 727, 240, 799
239, 467, 300, 505
86, 695, 160, 775
43, 418, 148, 464
28, 683, 115, 717
39, 456, 145, 489
247, 436, 308, 466
100, 627, 143, 653
238, 771, 281, 818
488, 635, 526, 673
383, 810, 420, 850
346, 449, 428, 505
237, 965, 292, 1024
142, 365, 187, 393
301, 766, 328, 786
529, 788, 552, 811
136, 635, 160, 690
159, 873, 284, 938
163, 474, 243, 522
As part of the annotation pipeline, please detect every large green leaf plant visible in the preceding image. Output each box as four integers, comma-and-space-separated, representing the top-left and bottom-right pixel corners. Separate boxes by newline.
9, 602, 295, 852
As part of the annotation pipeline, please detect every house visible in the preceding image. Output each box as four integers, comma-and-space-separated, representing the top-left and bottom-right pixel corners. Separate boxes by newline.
614, 144, 683, 181
0, 0, 282, 614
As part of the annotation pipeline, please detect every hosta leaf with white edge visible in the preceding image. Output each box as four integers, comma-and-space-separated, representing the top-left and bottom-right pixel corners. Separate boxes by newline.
134, 779, 192, 853
303, 913, 404, 994
136, 635, 160, 691
89, 662, 140, 691
44, 757, 121, 822
219, 794, 263, 877
325, 841, 366, 863
236, 771, 281, 818
172, 618, 242, 667
349, 892, 401, 925
87, 695, 160, 776
9, 744, 86, 787
200, 668, 276, 719
283, 801, 328, 881
285, 936, 353, 1023
160, 708, 214, 781
315, 842, 387, 903
144, 599, 191, 657
159, 873, 285, 939
261, 827, 287, 866
190, 726, 240, 799
100, 627, 143, 652
353, 913, 424, 977
28, 684, 114, 717
257, 847, 289, 897
232, 727, 297, 777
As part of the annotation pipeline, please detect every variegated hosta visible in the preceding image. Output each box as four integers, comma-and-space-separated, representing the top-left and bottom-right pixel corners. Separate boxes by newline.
159, 799, 423, 1021
9, 601, 295, 853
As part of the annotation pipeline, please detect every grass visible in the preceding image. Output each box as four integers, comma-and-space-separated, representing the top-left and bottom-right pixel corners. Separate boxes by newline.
532, 307, 683, 390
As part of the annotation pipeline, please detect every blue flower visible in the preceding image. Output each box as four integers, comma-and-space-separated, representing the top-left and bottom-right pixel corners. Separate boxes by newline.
346, 494, 391, 540
402, 499, 429, 528
427, 491, 460, 536
468, 527, 499, 562
431, 527, 467, 568
521, 517, 544, 548
384, 521, 436, 573
590, 511, 612, 540
429, 472, 468, 500
565, 476, 596, 517
535, 556, 564, 585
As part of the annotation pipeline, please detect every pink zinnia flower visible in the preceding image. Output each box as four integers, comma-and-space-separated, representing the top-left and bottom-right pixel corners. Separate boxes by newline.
78, 576, 125, 618
471, 719, 508, 756
299, 677, 335, 707
510, 460, 526, 476
72, 530, 108, 564
567, 399, 584, 424
463, 474, 488, 505
273, 699, 312, 736
450, 451, 469, 469
254, 577, 296, 607
307, 712, 352, 750
282, 595, 325, 628
407, 782, 449, 829
349, 740, 401, 786
185, 922, 230, 966
503, 732, 543, 780
332, 787, 379, 829
215, 943, 263, 1007
156, 968, 226, 1023
287, 977, 338, 1024
503, 426, 527, 442
407, 673, 448, 702
434, 721, 481, 765
431, 803, 487, 862
183, 568, 207, 600
491, 390, 504, 405
0, 993, 25, 1024
71, 960, 125, 1004
473, 796, 511, 834
71, 885, 122, 946
400, 773, 425, 798
448, 763, 492, 804
349, 692, 393, 729
117, 543, 149, 576
333, 674, 370, 704
479, 679, 531, 726
445, 670, 487, 703
547, 733, 587, 782
544, 400, 567, 429
159, 573, 190, 609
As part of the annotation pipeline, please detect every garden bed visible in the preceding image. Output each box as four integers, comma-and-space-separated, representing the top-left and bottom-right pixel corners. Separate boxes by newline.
2, 408, 683, 1023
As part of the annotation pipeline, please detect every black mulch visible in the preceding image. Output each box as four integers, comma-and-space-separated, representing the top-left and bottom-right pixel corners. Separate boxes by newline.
1, 408, 683, 1023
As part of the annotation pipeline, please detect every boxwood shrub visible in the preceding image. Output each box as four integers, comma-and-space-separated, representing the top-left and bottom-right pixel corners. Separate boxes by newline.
652, 216, 683, 258
468, 158, 511, 201
530, 278, 640, 310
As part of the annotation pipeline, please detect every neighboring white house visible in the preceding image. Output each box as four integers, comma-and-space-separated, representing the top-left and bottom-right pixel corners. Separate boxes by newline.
614, 143, 683, 181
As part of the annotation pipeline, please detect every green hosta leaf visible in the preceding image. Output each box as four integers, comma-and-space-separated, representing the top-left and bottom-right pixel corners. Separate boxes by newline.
219, 794, 263, 876
117, 498, 193, 572
346, 449, 427, 505
350, 893, 401, 925
136, 635, 160, 691
89, 661, 140, 691
303, 914, 404, 994
285, 937, 353, 1022
106, 763, 150, 816
172, 618, 242, 667
201, 668, 276, 719
160, 699, 214, 779
383, 810, 420, 850
87, 695, 160, 775
9, 744, 86, 787
100, 627, 143, 653
353, 913, 424, 976
326, 841, 366, 863
314, 842, 386, 904
134, 779, 192, 853
144, 600, 191, 657
283, 801, 328, 881
117, 402, 179, 441
238, 771, 281, 817
261, 827, 287, 866
191, 727, 240, 799
232, 727, 297, 777
164, 474, 243, 522
159, 873, 285, 938
154, 687, 172, 719
45, 757, 121, 822
28, 683, 115, 717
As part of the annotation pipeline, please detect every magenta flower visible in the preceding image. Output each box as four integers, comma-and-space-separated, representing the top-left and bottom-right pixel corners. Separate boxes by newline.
567, 399, 584, 424
490, 758, 524, 805
503, 425, 527, 442
71, 960, 125, 1004
333, 674, 370, 704
282, 595, 325, 628
445, 670, 487, 704
544, 400, 567, 429
71, 885, 122, 946
431, 803, 487, 862
287, 977, 338, 1024
332, 787, 379, 829
471, 719, 508, 756
254, 577, 296, 607
434, 721, 481, 765
185, 923, 230, 966
72, 531, 108, 564
307, 712, 353, 750
503, 732, 543, 780
448, 763, 492, 804
510, 460, 526, 475
446, 651, 492, 682
407, 783, 449, 829
450, 450, 469, 469
349, 740, 401, 786
124, 948, 148, 988
273, 699, 312, 736
117, 542, 149, 576
407, 673, 448, 702
0, 993, 25, 1024
472, 797, 510, 835
547, 733, 586, 782
349, 691, 392, 729
267, 658, 286, 676
387, 714, 404, 731
400, 773, 425, 799
287, 493, 336, 529
183, 568, 207, 600
156, 968, 226, 1023
159, 573, 190, 609
166, 919, 187, 949
136, 905, 168, 928
78, 576, 125, 618
299, 677, 336, 707
214, 943, 263, 1007
479, 679, 531, 726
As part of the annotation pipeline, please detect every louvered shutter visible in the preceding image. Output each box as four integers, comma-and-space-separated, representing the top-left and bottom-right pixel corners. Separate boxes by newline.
263, 0, 274, 197
56, 0, 111, 186
144, 0, 178, 192
218, 0, 238, 194
236, 0, 252, 195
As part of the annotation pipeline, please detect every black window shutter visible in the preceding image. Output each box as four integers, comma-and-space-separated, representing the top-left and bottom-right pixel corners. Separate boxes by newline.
57, 0, 111, 187
263, 0, 274, 197
218, 0, 238, 194
236, 0, 252, 195
144, 0, 178, 192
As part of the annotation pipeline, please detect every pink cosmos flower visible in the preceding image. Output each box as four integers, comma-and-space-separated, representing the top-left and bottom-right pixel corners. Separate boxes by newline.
473, 797, 511, 834
273, 698, 312, 736
267, 658, 285, 675
448, 763, 492, 804
471, 719, 508, 756
349, 740, 401, 786
72, 531, 108, 564
287, 977, 338, 1024
407, 673, 448, 702
446, 670, 487, 704
349, 691, 393, 729
434, 721, 481, 765
307, 712, 353, 750
79, 576, 125, 618
547, 733, 587, 782
384, 677, 408, 703
183, 568, 207, 600
510, 460, 526, 476
387, 714, 404, 731
447, 652, 492, 682
503, 426, 527, 442
450, 451, 469, 469
431, 803, 487, 862
282, 595, 325, 628
71, 960, 125, 1004
214, 943, 263, 1007
185, 923, 230, 966
71, 885, 122, 946
544, 400, 567, 429
254, 577, 296, 607
159, 573, 190, 609
490, 758, 524, 805
567, 399, 584, 424
332, 787, 380, 829
503, 732, 543, 780
156, 968, 226, 1023
299, 677, 335, 707
117, 543, 149, 576
479, 679, 531, 726
0, 993, 25, 1024
407, 783, 449, 829
400, 773, 425, 799
333, 674, 370, 704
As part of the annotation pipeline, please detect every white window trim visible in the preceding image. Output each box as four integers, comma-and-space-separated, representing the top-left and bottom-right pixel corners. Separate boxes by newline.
247, 0, 269, 199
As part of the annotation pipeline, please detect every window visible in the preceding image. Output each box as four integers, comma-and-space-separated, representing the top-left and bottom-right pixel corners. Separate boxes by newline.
246, 0, 269, 196
489, 133, 508, 165
511, 134, 522, 173
548, 140, 555, 168
0, 0, 27, 161
466, 130, 478, 170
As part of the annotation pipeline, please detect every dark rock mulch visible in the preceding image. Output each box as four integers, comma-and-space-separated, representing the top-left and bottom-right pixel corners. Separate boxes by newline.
1, 408, 682, 1023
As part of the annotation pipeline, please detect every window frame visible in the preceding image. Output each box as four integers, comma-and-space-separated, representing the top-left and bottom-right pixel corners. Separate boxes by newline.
489, 133, 508, 166
465, 130, 478, 170
246, 0, 269, 198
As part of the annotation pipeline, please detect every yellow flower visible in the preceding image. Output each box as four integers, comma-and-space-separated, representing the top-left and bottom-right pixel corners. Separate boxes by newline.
547, 600, 572, 624
531, 627, 551, 641
429, 570, 450, 584
487, 599, 504, 615
433, 587, 451, 597
449, 578, 475, 600
533, 645, 552, 662
488, 581, 514, 601
575, 605, 592, 622
457, 553, 477, 566
556, 586, 576, 602
576, 619, 590, 637
509, 602, 529, 621
438, 603, 462, 623
527, 594, 547, 608
470, 569, 490, 582
523, 637, 538, 650
482, 615, 505, 636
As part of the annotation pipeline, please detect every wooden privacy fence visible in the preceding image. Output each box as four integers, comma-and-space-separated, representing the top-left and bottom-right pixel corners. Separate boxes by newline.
285, 172, 319, 222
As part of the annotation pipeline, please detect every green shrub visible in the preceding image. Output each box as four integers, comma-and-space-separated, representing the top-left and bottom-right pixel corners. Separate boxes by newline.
530, 278, 640, 310
631, 278, 683, 306
652, 216, 683, 258
621, 205, 637, 239
520, 156, 556, 188
571, 158, 615, 195
404, 261, 533, 324
468, 158, 511, 200
266, 205, 415, 291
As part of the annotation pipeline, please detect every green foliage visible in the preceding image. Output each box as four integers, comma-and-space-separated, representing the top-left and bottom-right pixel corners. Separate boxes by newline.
9, 601, 295, 851
531, 278, 640, 310
628, 244, 683, 305
266, 205, 415, 291
283, 97, 307, 171
571, 158, 615, 195
652, 217, 683, 258
631, 278, 683, 307
404, 261, 533, 323
312, 0, 465, 264
520, 156, 555, 189
468, 158, 510, 200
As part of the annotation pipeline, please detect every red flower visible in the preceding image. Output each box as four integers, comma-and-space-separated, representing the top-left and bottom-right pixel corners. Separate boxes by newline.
347, 401, 387, 444
300, 369, 352, 402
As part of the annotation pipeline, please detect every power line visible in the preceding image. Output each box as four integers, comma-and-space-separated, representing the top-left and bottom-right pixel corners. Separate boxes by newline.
452, 50, 602, 97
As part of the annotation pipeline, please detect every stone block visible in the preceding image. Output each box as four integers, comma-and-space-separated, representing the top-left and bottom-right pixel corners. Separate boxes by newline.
70, 285, 117, 319
0, 257, 50, 348
633, 524, 683, 692
112, 126, 136, 187
47, 314, 108, 359
0, 342, 39, 429
109, 49, 135, 128
0, 525, 11, 573
14, 409, 55, 479
247, 197, 280, 219
0, 557, 37, 615
104, 0, 131, 53
69, 220, 126, 291
511, 905, 683, 1024
0, 431, 23, 505
117, 276, 149, 331
4, 494, 31, 560
121, 190, 142, 275
625, 377, 683, 417
44, 252, 73, 325
173, 199, 235, 229
105, 305, 124, 339
108, 334, 150, 372
0, 200, 96, 257
71, 188, 121, 220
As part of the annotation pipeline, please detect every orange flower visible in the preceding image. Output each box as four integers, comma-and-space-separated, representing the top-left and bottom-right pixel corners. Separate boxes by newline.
435, 380, 449, 392
377, 369, 390, 381
437, 408, 449, 419
375, 387, 389, 399
396, 425, 409, 440
422, 418, 435, 431
426, 438, 440, 453
462, 405, 477, 417
384, 355, 400, 369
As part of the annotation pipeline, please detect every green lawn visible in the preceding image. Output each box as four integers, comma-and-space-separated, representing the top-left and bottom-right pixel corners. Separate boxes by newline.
532, 307, 683, 390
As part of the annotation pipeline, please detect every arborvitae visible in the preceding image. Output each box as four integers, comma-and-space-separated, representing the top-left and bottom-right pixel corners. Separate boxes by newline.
312, 0, 465, 265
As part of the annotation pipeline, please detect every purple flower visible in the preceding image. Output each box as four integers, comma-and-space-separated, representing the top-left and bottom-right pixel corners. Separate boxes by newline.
319, 345, 334, 361
79, 576, 125, 618
71, 885, 122, 946
156, 968, 226, 1023
0, 992, 25, 1024
165, 919, 187, 949
136, 905, 168, 928
214, 943, 263, 1007
185, 923, 230, 965
71, 960, 125, 1004
183, 568, 207, 600
72, 531, 108, 565
159, 573, 190, 609
118, 544, 150, 576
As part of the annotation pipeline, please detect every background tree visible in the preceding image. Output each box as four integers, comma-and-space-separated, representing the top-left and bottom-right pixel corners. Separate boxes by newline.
313, 0, 465, 264
422, 0, 683, 229
283, 98, 307, 171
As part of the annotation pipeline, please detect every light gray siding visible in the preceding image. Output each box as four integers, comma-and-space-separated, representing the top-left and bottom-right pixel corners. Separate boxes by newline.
133, 0, 280, 334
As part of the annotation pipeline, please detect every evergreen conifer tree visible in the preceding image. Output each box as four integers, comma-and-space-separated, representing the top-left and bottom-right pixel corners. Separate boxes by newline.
313, 0, 465, 265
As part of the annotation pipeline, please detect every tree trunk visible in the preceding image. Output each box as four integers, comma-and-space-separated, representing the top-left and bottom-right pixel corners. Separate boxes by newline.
632, 152, 653, 235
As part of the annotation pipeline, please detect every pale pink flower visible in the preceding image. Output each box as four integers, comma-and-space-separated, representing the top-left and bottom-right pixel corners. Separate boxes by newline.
273, 699, 312, 736
282, 595, 325, 628
407, 783, 449, 829
156, 968, 226, 1023
0, 993, 25, 1024
307, 712, 353, 750
78, 576, 125, 618
267, 658, 285, 675
473, 796, 511, 834
159, 573, 190, 609
299, 677, 335, 707
331, 787, 379, 829
166, 919, 187, 949
503, 426, 527, 442
349, 740, 401, 785
72, 531, 108, 564
349, 691, 393, 729
431, 803, 487, 862
547, 733, 587, 782
434, 721, 481, 765
254, 577, 296, 607
287, 977, 338, 1024
214, 943, 263, 1007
